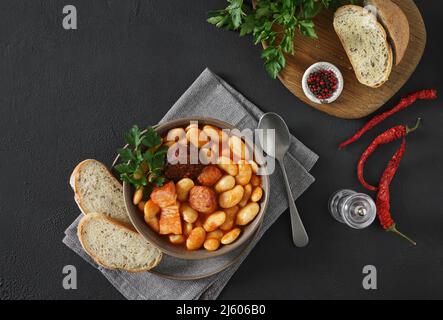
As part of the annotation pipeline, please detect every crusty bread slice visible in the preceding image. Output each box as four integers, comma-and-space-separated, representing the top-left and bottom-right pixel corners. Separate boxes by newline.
77, 213, 162, 272
365, 0, 409, 66
334, 5, 393, 88
70, 159, 131, 225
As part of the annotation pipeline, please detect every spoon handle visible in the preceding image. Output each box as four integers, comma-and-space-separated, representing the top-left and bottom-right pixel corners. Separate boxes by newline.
278, 159, 309, 247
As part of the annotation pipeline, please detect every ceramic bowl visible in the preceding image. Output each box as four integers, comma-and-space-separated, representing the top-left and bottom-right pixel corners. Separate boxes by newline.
120, 117, 270, 260
302, 61, 344, 104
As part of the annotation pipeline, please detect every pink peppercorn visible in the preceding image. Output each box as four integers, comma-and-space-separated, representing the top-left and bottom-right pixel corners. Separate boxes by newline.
307, 69, 339, 100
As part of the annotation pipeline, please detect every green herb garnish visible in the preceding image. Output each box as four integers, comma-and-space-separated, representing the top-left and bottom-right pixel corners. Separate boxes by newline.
207, 0, 355, 79
115, 125, 167, 193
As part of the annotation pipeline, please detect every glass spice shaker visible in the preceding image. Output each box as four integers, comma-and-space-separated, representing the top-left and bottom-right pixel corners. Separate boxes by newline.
328, 189, 376, 229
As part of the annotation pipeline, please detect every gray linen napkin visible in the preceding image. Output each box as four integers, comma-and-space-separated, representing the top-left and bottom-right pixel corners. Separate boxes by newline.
63, 68, 318, 300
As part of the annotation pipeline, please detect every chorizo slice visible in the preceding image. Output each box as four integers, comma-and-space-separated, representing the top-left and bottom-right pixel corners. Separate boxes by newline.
197, 165, 223, 186
189, 186, 217, 214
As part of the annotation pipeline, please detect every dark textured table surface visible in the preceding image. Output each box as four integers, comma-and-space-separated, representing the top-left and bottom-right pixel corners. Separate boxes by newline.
1, 0, 442, 300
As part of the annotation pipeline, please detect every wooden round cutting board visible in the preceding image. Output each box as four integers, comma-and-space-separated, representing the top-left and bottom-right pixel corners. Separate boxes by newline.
267, 0, 426, 119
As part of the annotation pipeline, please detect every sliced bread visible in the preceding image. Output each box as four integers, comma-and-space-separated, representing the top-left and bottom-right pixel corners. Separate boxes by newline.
365, 0, 409, 66
333, 5, 393, 88
77, 213, 162, 272
70, 159, 131, 225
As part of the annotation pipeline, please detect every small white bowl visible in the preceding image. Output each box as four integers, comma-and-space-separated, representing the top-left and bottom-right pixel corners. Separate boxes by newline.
302, 62, 344, 104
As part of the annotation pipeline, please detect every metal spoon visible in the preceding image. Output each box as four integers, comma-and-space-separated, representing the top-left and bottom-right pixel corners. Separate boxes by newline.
258, 112, 309, 247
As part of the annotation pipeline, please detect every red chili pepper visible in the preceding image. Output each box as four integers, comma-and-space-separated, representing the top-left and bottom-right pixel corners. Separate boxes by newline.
357, 119, 421, 191
376, 139, 416, 245
339, 89, 437, 149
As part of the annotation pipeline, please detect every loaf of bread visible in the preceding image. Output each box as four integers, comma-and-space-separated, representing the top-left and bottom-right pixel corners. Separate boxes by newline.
333, 5, 393, 88
70, 159, 131, 225
365, 0, 409, 66
77, 213, 162, 272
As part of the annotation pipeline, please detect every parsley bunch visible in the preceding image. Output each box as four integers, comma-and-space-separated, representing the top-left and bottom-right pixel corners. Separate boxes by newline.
207, 0, 354, 79
115, 125, 167, 193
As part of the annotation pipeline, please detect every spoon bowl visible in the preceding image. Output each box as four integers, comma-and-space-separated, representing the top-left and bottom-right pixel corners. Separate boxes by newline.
257, 112, 291, 159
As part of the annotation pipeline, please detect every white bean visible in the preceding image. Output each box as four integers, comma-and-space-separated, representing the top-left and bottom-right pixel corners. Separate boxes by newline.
219, 185, 244, 208
214, 175, 236, 193
236, 202, 260, 225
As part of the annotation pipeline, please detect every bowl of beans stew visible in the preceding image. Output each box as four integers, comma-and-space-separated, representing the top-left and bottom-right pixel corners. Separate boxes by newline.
122, 117, 270, 260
